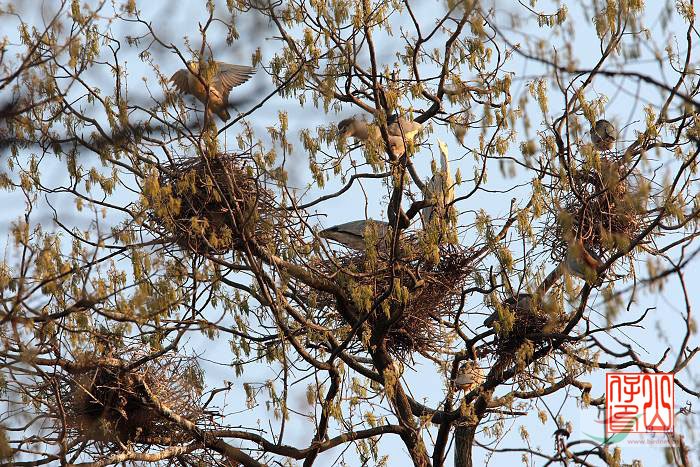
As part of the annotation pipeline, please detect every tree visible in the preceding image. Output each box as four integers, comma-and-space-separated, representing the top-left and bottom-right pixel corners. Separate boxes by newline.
0, 0, 698, 465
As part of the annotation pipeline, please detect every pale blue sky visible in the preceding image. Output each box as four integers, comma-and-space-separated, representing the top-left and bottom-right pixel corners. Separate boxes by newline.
1, 0, 698, 465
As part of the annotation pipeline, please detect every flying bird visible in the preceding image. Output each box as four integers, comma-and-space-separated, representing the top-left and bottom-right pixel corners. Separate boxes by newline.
590, 119, 617, 151
454, 361, 484, 392
170, 61, 255, 122
319, 219, 391, 250
422, 139, 455, 225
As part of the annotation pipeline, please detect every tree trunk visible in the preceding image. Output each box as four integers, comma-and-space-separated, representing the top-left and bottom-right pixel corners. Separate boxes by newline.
453, 424, 475, 467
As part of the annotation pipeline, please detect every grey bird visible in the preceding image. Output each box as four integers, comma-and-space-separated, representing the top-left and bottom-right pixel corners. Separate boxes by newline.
319, 219, 391, 250
483, 293, 533, 328
590, 119, 617, 151
422, 139, 455, 225
170, 61, 255, 121
454, 361, 484, 391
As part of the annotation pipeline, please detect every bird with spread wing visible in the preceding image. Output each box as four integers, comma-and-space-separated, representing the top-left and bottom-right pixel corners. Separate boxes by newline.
170, 61, 255, 122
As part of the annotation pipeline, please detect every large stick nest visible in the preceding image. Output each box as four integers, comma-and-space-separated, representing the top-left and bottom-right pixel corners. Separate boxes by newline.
550, 159, 650, 263
146, 153, 277, 255
60, 349, 204, 448
304, 243, 474, 360
482, 293, 568, 374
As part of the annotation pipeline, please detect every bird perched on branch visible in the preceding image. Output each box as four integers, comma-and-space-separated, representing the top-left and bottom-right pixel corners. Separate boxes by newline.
386, 114, 423, 140
422, 139, 455, 226
319, 219, 391, 251
565, 237, 604, 284
483, 293, 534, 328
454, 361, 484, 392
590, 119, 617, 151
170, 61, 255, 122
337, 114, 422, 157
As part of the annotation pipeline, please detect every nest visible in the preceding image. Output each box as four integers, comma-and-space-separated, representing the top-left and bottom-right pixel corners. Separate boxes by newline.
551, 159, 649, 262
304, 243, 474, 360
62, 350, 204, 447
146, 154, 276, 255
484, 294, 568, 369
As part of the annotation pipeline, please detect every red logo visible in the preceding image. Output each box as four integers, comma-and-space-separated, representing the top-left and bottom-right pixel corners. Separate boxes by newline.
606, 373, 674, 433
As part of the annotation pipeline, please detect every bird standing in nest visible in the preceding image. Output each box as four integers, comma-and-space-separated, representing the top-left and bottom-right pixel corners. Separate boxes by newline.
170, 61, 255, 122
590, 119, 617, 151
319, 219, 391, 251
483, 293, 534, 328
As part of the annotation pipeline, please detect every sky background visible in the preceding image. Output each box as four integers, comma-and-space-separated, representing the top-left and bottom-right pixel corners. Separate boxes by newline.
1, 0, 698, 465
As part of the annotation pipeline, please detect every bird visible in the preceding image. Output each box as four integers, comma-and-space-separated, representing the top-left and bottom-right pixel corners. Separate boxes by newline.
319, 219, 391, 250
170, 61, 255, 122
386, 114, 423, 140
421, 139, 455, 226
483, 293, 533, 328
337, 116, 378, 141
337, 114, 421, 153
565, 237, 604, 283
590, 119, 617, 151
454, 361, 484, 392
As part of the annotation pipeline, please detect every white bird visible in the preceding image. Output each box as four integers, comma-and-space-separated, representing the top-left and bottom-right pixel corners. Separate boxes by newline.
590, 119, 617, 151
454, 361, 484, 392
170, 61, 255, 121
319, 220, 390, 250
421, 139, 455, 225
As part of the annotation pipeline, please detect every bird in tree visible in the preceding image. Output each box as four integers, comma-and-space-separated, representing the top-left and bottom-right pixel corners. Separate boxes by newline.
590, 119, 617, 151
421, 139, 455, 227
386, 114, 423, 140
319, 219, 391, 251
337, 114, 421, 157
565, 237, 604, 284
170, 61, 255, 122
454, 361, 484, 392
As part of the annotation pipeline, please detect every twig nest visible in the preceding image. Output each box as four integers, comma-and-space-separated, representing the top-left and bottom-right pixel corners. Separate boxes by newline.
485, 293, 566, 345
145, 154, 275, 255
553, 158, 649, 263
62, 350, 203, 446
303, 243, 474, 360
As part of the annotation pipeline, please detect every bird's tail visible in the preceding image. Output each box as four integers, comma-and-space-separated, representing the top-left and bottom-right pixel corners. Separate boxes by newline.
216, 108, 231, 122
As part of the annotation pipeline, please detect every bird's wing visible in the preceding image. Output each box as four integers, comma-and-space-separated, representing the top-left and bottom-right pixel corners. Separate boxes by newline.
170, 69, 191, 95
214, 63, 256, 100
604, 124, 617, 139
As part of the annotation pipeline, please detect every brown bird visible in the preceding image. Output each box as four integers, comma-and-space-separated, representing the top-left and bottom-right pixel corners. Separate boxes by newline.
170, 61, 255, 121
337, 114, 420, 157
590, 119, 617, 151
566, 237, 604, 283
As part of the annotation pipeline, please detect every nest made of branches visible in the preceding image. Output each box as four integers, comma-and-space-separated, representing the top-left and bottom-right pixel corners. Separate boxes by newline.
146, 153, 276, 255
551, 159, 649, 263
303, 243, 474, 360
61, 349, 204, 448
484, 294, 568, 370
